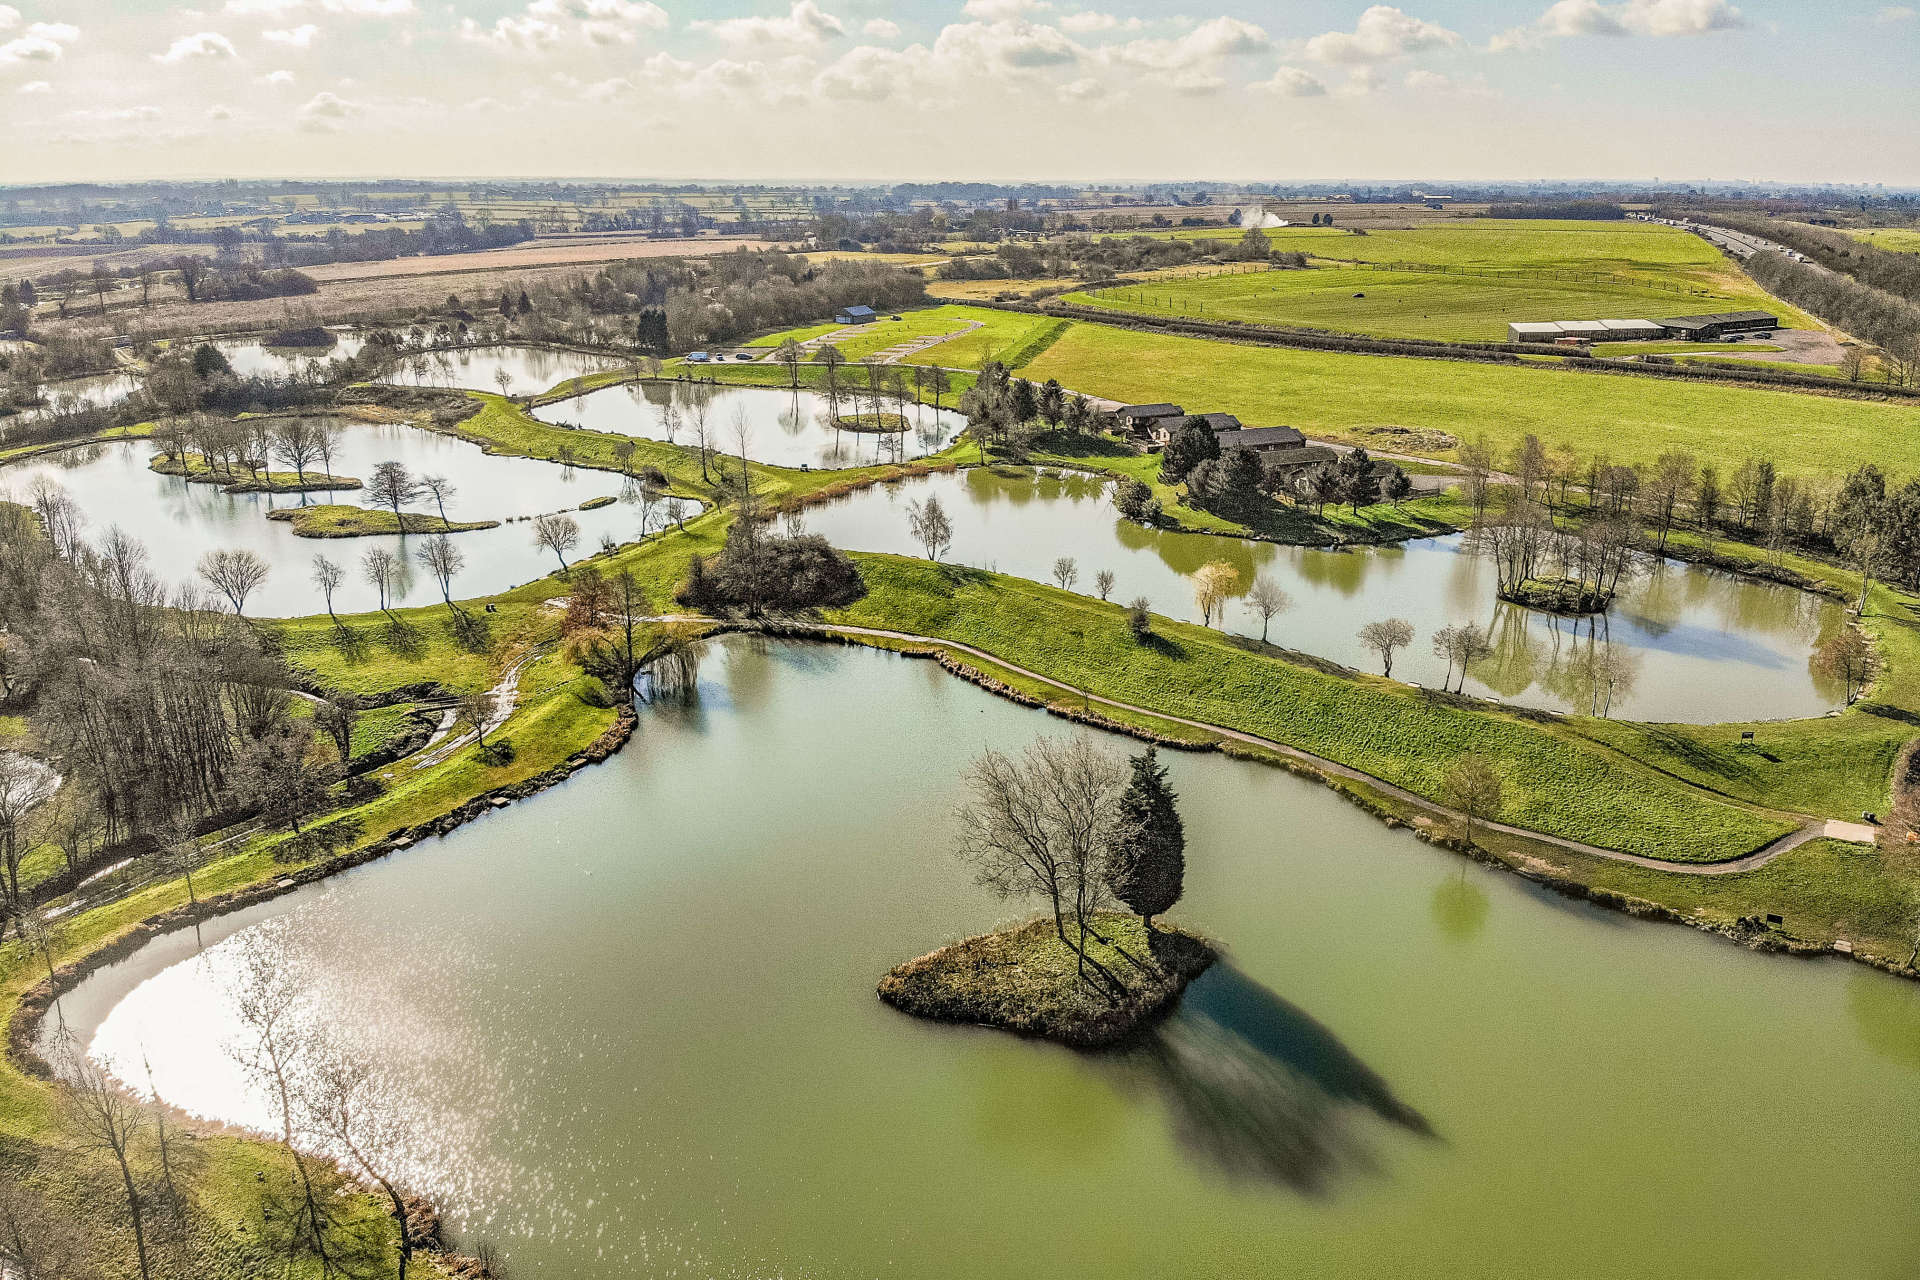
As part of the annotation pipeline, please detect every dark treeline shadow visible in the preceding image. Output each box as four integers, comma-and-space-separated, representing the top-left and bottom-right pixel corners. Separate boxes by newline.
1108, 962, 1434, 1195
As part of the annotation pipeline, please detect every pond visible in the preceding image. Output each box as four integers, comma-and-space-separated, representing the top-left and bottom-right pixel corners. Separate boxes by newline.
380, 344, 626, 396
52, 638, 1920, 1278
533, 380, 964, 470
2, 423, 649, 617
25, 370, 140, 418
797, 467, 1845, 723
210, 329, 368, 378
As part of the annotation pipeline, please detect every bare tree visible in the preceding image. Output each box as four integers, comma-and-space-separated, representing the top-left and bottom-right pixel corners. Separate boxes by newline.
1051, 556, 1078, 591
492, 367, 513, 399
60, 1042, 153, 1280
955, 737, 1131, 998
1093, 569, 1116, 601
311, 554, 344, 622
907, 495, 954, 562
775, 337, 804, 388
302, 1046, 419, 1280
689, 387, 715, 482
533, 513, 581, 573
418, 475, 458, 529
415, 534, 466, 611
272, 418, 324, 485
361, 546, 397, 611
197, 548, 271, 617
456, 688, 498, 750
1442, 753, 1504, 846
1358, 618, 1414, 678
313, 420, 343, 486
0, 753, 54, 918
366, 461, 421, 531
1242, 575, 1290, 643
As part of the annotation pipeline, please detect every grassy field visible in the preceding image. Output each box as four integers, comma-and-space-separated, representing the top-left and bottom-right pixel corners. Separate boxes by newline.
832, 553, 1794, 862
763, 304, 1066, 369
1066, 220, 1814, 342
1839, 227, 1920, 254
1019, 321, 1920, 477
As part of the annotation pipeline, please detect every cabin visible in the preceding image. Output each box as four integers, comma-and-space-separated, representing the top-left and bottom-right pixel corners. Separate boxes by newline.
835, 305, 878, 325
1116, 402, 1186, 443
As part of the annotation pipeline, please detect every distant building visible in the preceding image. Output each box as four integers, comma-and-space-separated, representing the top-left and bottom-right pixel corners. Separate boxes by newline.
1655, 311, 1779, 341
1194, 412, 1243, 433
1508, 317, 1668, 344
835, 305, 877, 325
1214, 425, 1306, 454
1116, 403, 1186, 440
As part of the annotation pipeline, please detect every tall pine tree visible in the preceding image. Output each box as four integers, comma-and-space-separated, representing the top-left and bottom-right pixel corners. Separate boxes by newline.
1108, 747, 1185, 930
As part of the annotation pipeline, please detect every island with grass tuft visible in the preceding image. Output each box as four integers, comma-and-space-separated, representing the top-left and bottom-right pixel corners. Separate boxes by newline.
152, 454, 361, 494
267, 504, 499, 537
879, 914, 1215, 1048
833, 411, 910, 433
1498, 576, 1614, 614
881, 740, 1211, 1049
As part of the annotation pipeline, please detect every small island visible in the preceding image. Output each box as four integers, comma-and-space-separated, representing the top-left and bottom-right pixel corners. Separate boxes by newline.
152, 454, 361, 495
267, 504, 499, 538
833, 412, 909, 433
881, 740, 1211, 1049
1498, 576, 1614, 614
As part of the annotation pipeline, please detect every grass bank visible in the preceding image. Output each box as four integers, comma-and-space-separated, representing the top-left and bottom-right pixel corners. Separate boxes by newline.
266, 504, 498, 537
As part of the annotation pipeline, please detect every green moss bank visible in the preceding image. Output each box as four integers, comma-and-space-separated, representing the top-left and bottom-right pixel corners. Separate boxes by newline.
878, 914, 1216, 1049
266, 504, 499, 537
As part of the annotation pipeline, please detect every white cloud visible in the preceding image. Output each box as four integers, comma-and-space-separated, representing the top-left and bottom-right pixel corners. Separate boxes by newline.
1109, 15, 1268, 69
814, 43, 923, 100
1058, 75, 1105, 98
263, 23, 318, 46
863, 17, 900, 38
933, 18, 1079, 71
209, 103, 233, 118
0, 6, 17, 32
1060, 10, 1144, 33
1256, 65, 1328, 97
1339, 65, 1386, 95
0, 21, 80, 65
464, 0, 665, 51
1303, 6, 1461, 63
16, 78, 50, 93
297, 88, 359, 129
1873, 3, 1914, 17
693, 1, 845, 46
1405, 67, 1495, 96
263, 68, 295, 83
225, 0, 412, 13
154, 31, 239, 63
70, 105, 162, 121
962, 0, 1044, 18
1494, 0, 1744, 48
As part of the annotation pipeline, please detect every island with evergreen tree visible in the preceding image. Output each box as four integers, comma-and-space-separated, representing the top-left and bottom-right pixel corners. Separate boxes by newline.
879, 740, 1216, 1049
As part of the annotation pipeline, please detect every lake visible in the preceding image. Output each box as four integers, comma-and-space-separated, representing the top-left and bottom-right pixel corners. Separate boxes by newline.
380, 344, 626, 396
53, 638, 1920, 1279
2, 423, 643, 617
797, 467, 1845, 723
212, 329, 368, 378
533, 380, 965, 470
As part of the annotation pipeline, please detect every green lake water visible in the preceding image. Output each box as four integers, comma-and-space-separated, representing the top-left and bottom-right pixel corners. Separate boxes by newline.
57, 639, 1920, 1278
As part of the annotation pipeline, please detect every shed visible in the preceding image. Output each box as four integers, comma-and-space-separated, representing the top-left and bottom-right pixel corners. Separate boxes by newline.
1508, 322, 1565, 343
1657, 311, 1778, 341
835, 305, 878, 325
1116, 403, 1186, 438
1596, 319, 1666, 340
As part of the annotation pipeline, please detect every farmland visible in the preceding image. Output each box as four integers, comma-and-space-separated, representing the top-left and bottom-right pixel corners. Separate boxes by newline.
1068, 219, 1815, 342
1018, 319, 1920, 475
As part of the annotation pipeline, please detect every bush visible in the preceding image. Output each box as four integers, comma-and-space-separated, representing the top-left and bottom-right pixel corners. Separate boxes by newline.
1127, 596, 1152, 640
1113, 477, 1160, 523
676, 521, 867, 614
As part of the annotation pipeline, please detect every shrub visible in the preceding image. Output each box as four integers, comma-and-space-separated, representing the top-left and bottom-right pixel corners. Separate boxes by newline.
1127, 596, 1153, 640
1113, 477, 1160, 523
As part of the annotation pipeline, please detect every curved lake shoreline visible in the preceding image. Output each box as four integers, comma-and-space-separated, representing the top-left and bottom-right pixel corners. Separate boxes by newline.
42, 638, 1920, 1279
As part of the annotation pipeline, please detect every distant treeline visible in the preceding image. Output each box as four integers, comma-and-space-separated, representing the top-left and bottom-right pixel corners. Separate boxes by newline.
1743, 253, 1918, 382
1485, 202, 1626, 220
1692, 212, 1920, 310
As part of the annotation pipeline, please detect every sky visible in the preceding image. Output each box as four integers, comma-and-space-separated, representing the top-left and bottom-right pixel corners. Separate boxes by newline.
2, 0, 1917, 187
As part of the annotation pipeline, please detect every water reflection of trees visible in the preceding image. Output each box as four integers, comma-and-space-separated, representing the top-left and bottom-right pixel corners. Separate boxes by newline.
1109, 963, 1432, 1194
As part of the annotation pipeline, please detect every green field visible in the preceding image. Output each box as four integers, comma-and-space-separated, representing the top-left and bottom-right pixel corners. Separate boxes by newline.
1842, 227, 1920, 254
1019, 321, 1920, 477
1069, 219, 1813, 342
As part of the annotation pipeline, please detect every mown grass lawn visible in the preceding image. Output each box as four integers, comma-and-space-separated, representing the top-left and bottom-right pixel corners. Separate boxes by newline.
1020, 322, 1920, 477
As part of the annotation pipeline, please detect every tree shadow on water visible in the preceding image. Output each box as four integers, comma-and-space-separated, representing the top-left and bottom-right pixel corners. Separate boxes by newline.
1107, 962, 1434, 1195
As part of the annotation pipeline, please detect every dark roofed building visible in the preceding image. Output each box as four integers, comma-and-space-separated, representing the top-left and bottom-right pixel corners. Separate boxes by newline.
1195, 412, 1242, 433
1117, 402, 1185, 424
1214, 425, 1306, 453
834, 305, 877, 324
1656, 311, 1777, 341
